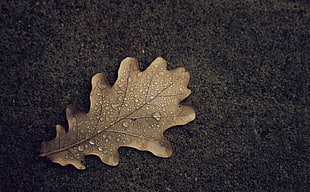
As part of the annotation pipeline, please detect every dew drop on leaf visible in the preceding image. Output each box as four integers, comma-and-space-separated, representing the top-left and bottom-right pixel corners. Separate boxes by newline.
152, 112, 162, 121
98, 146, 103, 151
122, 121, 129, 127
78, 145, 84, 152
137, 72, 143, 78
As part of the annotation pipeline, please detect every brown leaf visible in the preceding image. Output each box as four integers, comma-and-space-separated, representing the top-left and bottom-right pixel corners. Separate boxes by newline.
38, 57, 195, 169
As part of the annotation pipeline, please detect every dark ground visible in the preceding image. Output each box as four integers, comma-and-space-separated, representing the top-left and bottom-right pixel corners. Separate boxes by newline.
0, 0, 309, 191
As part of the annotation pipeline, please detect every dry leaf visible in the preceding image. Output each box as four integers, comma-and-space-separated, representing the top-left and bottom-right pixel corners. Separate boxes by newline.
37, 57, 195, 169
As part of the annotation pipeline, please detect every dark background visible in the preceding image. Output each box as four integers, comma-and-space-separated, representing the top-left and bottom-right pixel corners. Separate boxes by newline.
0, 0, 309, 191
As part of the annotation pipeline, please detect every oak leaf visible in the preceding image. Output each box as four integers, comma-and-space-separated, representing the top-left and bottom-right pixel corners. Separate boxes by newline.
38, 57, 195, 169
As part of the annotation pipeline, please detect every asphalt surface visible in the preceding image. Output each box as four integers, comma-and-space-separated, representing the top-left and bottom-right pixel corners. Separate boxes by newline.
0, 1, 309, 191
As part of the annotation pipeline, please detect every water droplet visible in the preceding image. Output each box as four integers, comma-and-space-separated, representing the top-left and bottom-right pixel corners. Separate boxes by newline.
98, 82, 107, 89
123, 121, 129, 127
128, 76, 132, 82
89, 139, 95, 145
78, 145, 84, 151
118, 96, 123, 102
152, 112, 161, 121
137, 72, 143, 78
98, 146, 103, 151
100, 117, 104, 121
112, 104, 119, 109
179, 87, 184, 93
116, 138, 120, 142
